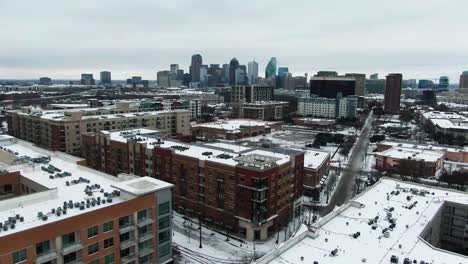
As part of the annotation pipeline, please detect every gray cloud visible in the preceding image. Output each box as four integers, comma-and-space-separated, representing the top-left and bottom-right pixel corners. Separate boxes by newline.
0, 0, 467, 81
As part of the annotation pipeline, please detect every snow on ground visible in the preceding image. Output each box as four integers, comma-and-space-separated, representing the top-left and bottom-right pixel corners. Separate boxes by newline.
172, 211, 310, 264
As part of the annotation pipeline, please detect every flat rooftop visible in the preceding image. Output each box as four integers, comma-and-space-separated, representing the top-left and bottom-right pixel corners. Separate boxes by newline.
0, 139, 172, 237
300, 149, 330, 170
103, 129, 292, 167
376, 147, 444, 162
192, 119, 280, 132
423, 111, 468, 130
380, 141, 465, 153
256, 178, 468, 264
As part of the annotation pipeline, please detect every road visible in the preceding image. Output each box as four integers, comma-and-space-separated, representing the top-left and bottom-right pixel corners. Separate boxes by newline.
318, 113, 374, 216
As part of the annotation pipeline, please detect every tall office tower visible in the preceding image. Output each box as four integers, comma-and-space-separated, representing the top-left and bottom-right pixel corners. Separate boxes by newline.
278, 67, 289, 76
132, 76, 142, 84
170, 64, 179, 74
39, 77, 52, 85
345, 73, 366, 96
190, 54, 202, 82
200, 65, 208, 87
384, 73, 403, 114
310, 77, 356, 98
157, 70, 171, 87
403, 79, 417, 88
315, 71, 338, 77
418, 79, 434, 89
222, 64, 230, 83
438, 76, 449, 89
100, 71, 111, 85
177, 69, 184, 80
370, 73, 379, 80
229, 58, 240, 85
80, 74, 95, 85
208, 64, 222, 86
248, 60, 259, 84
459, 71, 468, 89
265, 57, 277, 78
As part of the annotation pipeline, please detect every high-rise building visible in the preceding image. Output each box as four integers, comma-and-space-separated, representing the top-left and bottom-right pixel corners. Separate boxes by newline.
247, 60, 259, 84
459, 71, 468, 89
80, 74, 95, 85
157, 70, 171, 87
0, 138, 174, 264
200, 65, 208, 87
384, 73, 403, 114
310, 77, 356, 98
132, 76, 142, 84
190, 54, 202, 83
222, 64, 230, 83
418, 79, 434, 89
315, 71, 338, 77
370, 73, 379, 80
278, 67, 289, 76
39, 77, 52, 85
99, 71, 111, 85
265, 57, 277, 78
439, 76, 449, 89
170, 64, 179, 74
229, 58, 240, 85
345, 73, 366, 96
403, 79, 417, 88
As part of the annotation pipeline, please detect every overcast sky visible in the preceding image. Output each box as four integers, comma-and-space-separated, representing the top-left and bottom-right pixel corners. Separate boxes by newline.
1, 0, 467, 82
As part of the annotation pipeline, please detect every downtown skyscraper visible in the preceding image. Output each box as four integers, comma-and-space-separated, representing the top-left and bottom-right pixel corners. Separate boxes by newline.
248, 60, 258, 84
190, 54, 202, 83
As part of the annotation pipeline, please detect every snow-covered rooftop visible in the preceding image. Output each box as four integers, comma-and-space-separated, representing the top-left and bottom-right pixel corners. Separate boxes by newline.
299, 149, 330, 170
192, 119, 280, 131
0, 139, 172, 237
376, 147, 444, 162
102, 129, 292, 167
256, 178, 468, 264
423, 111, 468, 130
380, 141, 465, 153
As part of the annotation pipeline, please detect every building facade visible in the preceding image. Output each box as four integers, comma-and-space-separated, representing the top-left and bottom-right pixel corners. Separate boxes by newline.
383, 73, 402, 114
344, 73, 366, 96
241, 101, 289, 121
6, 104, 191, 155
310, 77, 356, 98
248, 60, 259, 84
190, 54, 202, 83
100, 71, 111, 85
81, 129, 304, 241
298, 94, 358, 118
0, 138, 174, 264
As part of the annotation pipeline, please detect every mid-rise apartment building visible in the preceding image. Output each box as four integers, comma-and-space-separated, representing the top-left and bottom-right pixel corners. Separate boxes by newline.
6, 103, 191, 155
82, 129, 304, 241
0, 135, 174, 264
241, 101, 289, 121
298, 94, 358, 118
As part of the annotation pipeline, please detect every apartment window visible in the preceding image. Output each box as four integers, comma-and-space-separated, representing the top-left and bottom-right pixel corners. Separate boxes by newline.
104, 253, 115, 264
159, 243, 171, 257
119, 215, 131, 227
63, 252, 77, 264
103, 221, 113, 232
89, 260, 99, 264
35, 240, 51, 256
12, 249, 27, 263
104, 237, 114, 249
88, 242, 99, 255
158, 216, 170, 230
88, 225, 98, 238
158, 202, 170, 216
62, 232, 76, 247
137, 209, 148, 221
139, 225, 152, 236
158, 230, 170, 243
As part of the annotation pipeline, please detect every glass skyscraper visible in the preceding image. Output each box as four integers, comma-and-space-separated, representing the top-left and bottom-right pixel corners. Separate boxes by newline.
265, 57, 277, 78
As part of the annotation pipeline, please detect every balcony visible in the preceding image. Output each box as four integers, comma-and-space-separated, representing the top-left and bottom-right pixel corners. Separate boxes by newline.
35, 250, 58, 264
120, 239, 136, 249
119, 223, 135, 234
121, 253, 137, 264
61, 242, 83, 255
137, 217, 154, 228
138, 232, 153, 243
138, 246, 154, 257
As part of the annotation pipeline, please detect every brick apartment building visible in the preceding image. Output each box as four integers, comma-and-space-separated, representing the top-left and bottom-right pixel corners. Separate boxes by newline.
0, 135, 174, 264
82, 129, 304, 241
241, 101, 289, 121
302, 149, 331, 196
192, 119, 282, 141
6, 102, 191, 155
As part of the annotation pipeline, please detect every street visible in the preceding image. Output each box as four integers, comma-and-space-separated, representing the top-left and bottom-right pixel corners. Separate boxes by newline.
318, 113, 374, 216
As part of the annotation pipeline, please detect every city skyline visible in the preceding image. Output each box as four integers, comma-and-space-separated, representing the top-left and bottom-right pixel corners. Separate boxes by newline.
1, 0, 467, 81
